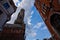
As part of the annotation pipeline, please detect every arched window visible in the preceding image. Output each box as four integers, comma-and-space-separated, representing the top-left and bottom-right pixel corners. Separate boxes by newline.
50, 14, 60, 36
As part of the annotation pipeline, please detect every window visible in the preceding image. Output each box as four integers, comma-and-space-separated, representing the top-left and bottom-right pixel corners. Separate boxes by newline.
41, 3, 47, 14
3, 3, 10, 9
41, 3, 50, 14
50, 14, 60, 36
0, 10, 3, 15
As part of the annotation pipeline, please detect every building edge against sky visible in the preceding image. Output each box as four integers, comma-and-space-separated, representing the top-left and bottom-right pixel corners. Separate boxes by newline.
35, 0, 60, 40
0, 0, 25, 40
0, 8, 25, 40
0, 0, 60, 40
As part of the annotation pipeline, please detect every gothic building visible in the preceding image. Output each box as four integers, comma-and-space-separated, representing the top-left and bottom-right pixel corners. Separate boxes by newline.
0, 0, 17, 30
35, 0, 60, 40
0, 9, 25, 40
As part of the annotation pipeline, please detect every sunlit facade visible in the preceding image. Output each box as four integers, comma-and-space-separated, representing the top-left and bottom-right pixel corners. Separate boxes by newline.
35, 0, 60, 40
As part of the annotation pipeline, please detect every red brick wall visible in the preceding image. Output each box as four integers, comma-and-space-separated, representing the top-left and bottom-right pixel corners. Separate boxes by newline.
35, 0, 60, 40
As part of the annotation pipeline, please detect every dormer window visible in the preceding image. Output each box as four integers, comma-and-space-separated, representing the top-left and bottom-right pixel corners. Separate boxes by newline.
3, 3, 10, 9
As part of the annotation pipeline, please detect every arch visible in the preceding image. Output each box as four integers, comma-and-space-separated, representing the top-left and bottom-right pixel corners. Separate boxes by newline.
50, 13, 60, 36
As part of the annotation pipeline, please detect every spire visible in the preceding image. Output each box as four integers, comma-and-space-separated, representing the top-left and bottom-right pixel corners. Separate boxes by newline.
14, 9, 25, 25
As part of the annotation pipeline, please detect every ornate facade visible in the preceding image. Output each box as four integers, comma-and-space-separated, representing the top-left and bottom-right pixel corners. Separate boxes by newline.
35, 0, 60, 40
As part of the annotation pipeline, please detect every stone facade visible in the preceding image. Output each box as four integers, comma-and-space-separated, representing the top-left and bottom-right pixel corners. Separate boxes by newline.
0, 9, 25, 40
0, 0, 17, 15
0, 0, 17, 31
35, 0, 60, 40
14, 9, 25, 25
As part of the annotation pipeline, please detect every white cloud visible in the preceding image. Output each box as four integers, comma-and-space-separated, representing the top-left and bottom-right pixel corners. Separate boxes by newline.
43, 26, 47, 30
27, 11, 34, 25
33, 22, 48, 30
13, 0, 19, 6
7, 8, 21, 24
31, 11, 34, 15
26, 29, 37, 37
13, 0, 18, 3
7, 0, 35, 24
41, 26, 47, 30
33, 22, 44, 29
7, 0, 36, 39
48, 35, 52, 39
31, 32, 37, 37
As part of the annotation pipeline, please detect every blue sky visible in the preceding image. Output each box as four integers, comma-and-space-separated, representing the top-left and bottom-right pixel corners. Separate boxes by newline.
8, 0, 51, 40
25, 6, 51, 40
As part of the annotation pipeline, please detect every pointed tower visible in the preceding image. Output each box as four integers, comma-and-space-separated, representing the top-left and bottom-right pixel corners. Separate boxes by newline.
0, 9, 25, 40
35, 0, 60, 40
14, 9, 25, 25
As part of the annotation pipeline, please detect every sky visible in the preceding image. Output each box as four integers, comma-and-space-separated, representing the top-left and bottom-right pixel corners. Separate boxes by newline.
7, 0, 51, 40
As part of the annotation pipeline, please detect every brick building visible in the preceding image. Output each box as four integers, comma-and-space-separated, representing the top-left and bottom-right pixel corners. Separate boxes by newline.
35, 0, 60, 40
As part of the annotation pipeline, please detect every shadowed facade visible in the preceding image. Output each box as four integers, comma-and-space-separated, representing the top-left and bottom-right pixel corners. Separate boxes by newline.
0, 0, 17, 31
0, 9, 25, 40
